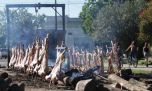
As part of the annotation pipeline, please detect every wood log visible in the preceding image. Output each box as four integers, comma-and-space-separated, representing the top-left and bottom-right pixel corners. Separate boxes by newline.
18, 82, 25, 91
0, 78, 8, 91
8, 83, 20, 91
75, 79, 97, 91
108, 74, 148, 91
104, 84, 123, 91
0, 72, 8, 79
4, 78, 12, 87
71, 76, 83, 88
63, 76, 70, 86
120, 69, 132, 80
75, 79, 109, 91
4, 78, 12, 83
57, 80, 64, 85
57, 85, 71, 89
129, 78, 148, 89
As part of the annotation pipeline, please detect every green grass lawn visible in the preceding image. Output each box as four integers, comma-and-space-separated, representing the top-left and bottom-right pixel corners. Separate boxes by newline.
132, 69, 152, 74
138, 59, 152, 65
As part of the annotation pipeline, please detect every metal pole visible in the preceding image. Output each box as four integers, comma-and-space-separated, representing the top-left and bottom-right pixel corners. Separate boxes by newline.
55, 0, 57, 31
6, 7, 10, 68
62, 5, 65, 31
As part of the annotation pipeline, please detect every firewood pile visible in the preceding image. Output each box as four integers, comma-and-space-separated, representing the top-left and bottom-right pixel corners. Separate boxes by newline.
59, 68, 152, 91
5, 35, 152, 91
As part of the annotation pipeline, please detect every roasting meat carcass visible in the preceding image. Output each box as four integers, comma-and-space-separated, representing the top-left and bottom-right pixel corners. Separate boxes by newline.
45, 50, 65, 83
9, 48, 15, 67
18, 45, 25, 69
14, 48, 20, 68
38, 34, 49, 76
30, 41, 41, 68
33, 46, 44, 74
26, 44, 36, 73
20, 48, 29, 69
37, 44, 46, 76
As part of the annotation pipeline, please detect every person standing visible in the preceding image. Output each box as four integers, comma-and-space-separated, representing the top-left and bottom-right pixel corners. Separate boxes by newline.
117, 42, 123, 68
143, 42, 150, 67
125, 41, 137, 63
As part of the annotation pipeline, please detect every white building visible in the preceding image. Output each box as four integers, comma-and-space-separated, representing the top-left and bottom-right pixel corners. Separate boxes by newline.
44, 16, 94, 50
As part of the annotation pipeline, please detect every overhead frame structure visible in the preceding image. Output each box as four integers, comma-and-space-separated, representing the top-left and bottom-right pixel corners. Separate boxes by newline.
6, 3, 65, 68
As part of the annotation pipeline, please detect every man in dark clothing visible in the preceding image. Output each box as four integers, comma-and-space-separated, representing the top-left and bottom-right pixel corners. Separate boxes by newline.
143, 42, 150, 67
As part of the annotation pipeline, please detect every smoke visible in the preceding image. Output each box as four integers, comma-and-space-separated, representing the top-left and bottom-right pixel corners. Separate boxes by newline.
9, 8, 47, 48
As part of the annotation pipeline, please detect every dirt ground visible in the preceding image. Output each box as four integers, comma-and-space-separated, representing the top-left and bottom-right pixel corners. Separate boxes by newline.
0, 67, 152, 91
0, 68, 73, 91
0, 59, 152, 91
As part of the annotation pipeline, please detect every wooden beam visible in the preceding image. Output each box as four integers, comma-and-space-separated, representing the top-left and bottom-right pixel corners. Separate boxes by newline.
6, 4, 65, 8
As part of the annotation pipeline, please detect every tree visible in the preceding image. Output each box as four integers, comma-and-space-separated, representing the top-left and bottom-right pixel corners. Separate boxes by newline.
79, 0, 146, 59
79, 0, 109, 35
79, 0, 129, 36
0, 8, 46, 47
80, 0, 145, 49
138, 0, 152, 44
0, 10, 6, 47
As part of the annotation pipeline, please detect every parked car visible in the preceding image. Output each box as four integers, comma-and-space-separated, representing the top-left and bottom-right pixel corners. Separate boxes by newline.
0, 48, 8, 59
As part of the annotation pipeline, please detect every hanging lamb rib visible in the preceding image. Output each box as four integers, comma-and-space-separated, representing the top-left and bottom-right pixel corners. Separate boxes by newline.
14, 45, 20, 68
26, 43, 36, 73
38, 34, 49, 76
37, 43, 47, 76
33, 42, 44, 74
20, 48, 29, 70
30, 40, 41, 68
45, 49, 65, 83
18, 44, 25, 69
9, 48, 15, 68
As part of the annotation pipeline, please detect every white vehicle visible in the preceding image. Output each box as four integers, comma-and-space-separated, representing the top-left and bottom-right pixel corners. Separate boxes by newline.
0, 48, 8, 59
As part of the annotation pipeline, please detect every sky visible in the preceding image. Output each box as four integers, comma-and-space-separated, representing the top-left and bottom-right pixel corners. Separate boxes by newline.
0, 0, 87, 18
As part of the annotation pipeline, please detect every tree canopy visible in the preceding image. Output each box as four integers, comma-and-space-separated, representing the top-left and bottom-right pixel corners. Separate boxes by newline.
138, 0, 152, 44
80, 0, 145, 48
79, 0, 107, 35
0, 10, 6, 47
0, 8, 46, 47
